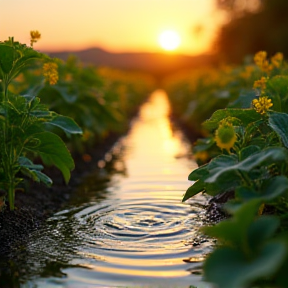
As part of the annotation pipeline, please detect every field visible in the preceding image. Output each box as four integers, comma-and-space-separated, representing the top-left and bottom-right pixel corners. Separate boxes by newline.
2, 33, 288, 288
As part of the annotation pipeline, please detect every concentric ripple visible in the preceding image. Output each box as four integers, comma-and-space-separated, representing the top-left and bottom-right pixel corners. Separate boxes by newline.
20, 90, 213, 288
26, 196, 211, 287
74, 198, 203, 252
23, 196, 211, 287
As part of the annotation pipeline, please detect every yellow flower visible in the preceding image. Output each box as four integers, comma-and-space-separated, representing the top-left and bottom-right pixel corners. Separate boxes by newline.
253, 76, 269, 92
215, 121, 237, 152
252, 96, 273, 115
194, 151, 209, 162
254, 51, 284, 73
30, 30, 41, 47
271, 52, 283, 69
254, 51, 273, 73
254, 51, 267, 67
43, 62, 59, 85
240, 65, 254, 79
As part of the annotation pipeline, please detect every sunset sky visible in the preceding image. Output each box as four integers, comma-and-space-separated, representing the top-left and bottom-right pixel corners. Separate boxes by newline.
2, 0, 225, 55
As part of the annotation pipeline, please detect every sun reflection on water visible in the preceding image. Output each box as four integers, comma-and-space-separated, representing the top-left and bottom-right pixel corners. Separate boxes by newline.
120, 89, 196, 182
22, 89, 212, 288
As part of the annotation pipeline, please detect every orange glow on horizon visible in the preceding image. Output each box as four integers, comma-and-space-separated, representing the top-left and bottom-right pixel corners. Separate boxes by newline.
2, 0, 226, 55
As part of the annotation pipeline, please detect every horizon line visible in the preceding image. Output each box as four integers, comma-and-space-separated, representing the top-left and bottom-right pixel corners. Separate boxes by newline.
41, 46, 214, 57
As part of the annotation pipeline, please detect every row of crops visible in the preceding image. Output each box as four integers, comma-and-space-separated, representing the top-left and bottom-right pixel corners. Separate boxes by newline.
0, 33, 155, 211
165, 52, 288, 287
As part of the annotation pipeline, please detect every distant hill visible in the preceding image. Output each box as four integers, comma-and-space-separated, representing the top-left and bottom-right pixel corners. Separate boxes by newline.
47, 47, 216, 80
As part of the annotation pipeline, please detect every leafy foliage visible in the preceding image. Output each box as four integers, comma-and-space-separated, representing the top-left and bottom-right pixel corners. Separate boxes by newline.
0, 34, 154, 211
0, 36, 82, 210
167, 51, 288, 287
11, 55, 155, 151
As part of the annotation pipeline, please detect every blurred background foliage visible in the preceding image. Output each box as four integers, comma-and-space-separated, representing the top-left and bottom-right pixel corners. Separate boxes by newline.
215, 0, 288, 63
10, 56, 155, 153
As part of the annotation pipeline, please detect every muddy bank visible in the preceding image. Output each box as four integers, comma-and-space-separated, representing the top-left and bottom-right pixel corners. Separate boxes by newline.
0, 132, 123, 260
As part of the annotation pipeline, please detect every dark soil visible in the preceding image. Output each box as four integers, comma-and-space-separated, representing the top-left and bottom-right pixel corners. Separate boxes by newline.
0, 132, 122, 259
205, 190, 235, 223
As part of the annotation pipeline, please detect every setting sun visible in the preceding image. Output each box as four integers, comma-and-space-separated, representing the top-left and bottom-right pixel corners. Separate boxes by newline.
158, 30, 181, 51
2, 0, 224, 55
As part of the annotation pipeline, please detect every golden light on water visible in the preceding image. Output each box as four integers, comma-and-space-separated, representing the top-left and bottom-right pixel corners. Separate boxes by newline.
82, 264, 191, 278
114, 89, 198, 202
78, 252, 191, 267
130, 89, 182, 165
138, 90, 171, 119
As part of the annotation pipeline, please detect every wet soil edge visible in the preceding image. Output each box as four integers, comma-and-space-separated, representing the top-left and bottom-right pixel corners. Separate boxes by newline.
170, 116, 232, 222
0, 132, 124, 258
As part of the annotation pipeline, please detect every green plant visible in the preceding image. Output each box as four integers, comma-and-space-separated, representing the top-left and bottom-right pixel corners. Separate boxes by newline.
178, 52, 288, 287
0, 36, 82, 210
10, 56, 154, 153
203, 200, 288, 288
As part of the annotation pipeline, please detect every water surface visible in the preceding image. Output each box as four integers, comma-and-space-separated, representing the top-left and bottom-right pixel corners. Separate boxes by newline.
22, 90, 213, 288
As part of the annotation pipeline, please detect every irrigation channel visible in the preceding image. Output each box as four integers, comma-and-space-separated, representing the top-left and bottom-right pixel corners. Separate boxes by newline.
21, 90, 213, 287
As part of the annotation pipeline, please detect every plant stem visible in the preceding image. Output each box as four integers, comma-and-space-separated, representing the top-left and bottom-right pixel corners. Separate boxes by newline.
2, 76, 15, 210
239, 170, 253, 187
8, 177, 15, 211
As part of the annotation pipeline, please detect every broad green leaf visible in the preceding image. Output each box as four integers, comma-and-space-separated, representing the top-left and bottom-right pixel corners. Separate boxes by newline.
25, 132, 74, 184
268, 75, 288, 99
248, 136, 267, 149
185, 155, 239, 200
44, 115, 82, 135
18, 156, 52, 186
267, 75, 288, 112
205, 181, 231, 196
204, 154, 240, 186
268, 111, 288, 148
20, 166, 53, 186
18, 156, 43, 171
0, 44, 16, 73
33, 171, 53, 186
203, 199, 261, 247
192, 137, 215, 153
25, 123, 45, 139
0, 41, 44, 77
239, 145, 261, 161
204, 242, 286, 288
205, 147, 288, 184
260, 176, 288, 201
56, 87, 78, 104
183, 180, 205, 202
188, 164, 209, 181
187, 154, 240, 198
274, 255, 288, 287
30, 110, 53, 120
207, 154, 238, 172
248, 216, 280, 251
228, 89, 256, 109
38, 86, 78, 104
235, 186, 259, 201
203, 108, 261, 131
15, 47, 44, 68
